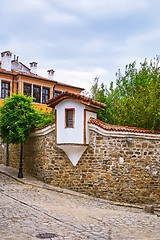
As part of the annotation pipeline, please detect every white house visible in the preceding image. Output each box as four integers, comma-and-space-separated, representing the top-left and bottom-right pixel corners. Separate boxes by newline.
47, 92, 106, 166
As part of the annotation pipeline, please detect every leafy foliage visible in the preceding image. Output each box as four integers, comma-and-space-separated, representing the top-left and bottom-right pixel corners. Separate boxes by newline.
91, 58, 160, 130
0, 94, 46, 144
37, 108, 55, 127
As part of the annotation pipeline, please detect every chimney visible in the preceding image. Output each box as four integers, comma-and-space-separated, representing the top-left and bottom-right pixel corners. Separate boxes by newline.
30, 62, 38, 74
47, 69, 55, 80
1, 51, 12, 71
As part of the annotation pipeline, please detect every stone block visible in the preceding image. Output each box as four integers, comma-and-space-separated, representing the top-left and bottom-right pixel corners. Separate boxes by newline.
142, 142, 148, 148
144, 205, 154, 214
130, 169, 136, 174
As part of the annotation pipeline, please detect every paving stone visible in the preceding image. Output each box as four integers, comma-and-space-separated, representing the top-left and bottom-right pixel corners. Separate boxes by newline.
0, 173, 160, 240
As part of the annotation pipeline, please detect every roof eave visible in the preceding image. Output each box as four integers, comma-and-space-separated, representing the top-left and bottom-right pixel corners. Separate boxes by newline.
0, 69, 84, 91
56, 82, 84, 91
17, 72, 57, 83
47, 96, 106, 110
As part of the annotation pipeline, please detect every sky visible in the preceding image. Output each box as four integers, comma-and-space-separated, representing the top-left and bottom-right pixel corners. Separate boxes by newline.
0, 0, 160, 92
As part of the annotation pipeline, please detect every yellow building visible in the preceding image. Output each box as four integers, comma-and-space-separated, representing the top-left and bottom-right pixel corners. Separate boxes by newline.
0, 51, 84, 111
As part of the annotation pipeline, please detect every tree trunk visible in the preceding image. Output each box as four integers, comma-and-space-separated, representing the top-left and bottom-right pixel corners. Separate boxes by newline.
18, 143, 23, 178
6, 143, 9, 166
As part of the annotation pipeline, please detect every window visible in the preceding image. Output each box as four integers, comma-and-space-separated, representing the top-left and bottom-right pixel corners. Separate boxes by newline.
65, 109, 74, 128
42, 87, 50, 104
23, 83, 31, 96
1, 81, 10, 99
54, 90, 61, 97
33, 85, 41, 103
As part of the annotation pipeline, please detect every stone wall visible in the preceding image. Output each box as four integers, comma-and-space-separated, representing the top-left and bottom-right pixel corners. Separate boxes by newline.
2, 124, 160, 205
0, 138, 2, 164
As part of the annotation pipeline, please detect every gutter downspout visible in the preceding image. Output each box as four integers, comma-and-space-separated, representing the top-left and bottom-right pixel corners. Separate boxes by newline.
12, 75, 15, 95
53, 82, 57, 98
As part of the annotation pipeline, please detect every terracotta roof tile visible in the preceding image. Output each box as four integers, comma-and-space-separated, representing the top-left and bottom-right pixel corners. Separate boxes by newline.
0, 68, 16, 75
56, 81, 84, 90
1, 51, 11, 54
0, 67, 51, 81
17, 70, 54, 81
88, 118, 160, 134
0, 67, 84, 90
47, 91, 106, 110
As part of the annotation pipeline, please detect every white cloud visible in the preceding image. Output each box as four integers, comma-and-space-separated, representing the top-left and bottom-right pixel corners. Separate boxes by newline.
1, 0, 160, 94
113, 28, 160, 59
82, 40, 108, 54
54, 0, 148, 19
6, 0, 47, 12
6, 0, 148, 21
44, 11, 80, 25
126, 29, 160, 46
38, 67, 107, 91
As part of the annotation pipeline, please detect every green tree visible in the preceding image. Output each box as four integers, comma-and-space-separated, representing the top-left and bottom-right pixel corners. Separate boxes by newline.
90, 77, 99, 99
37, 108, 55, 127
91, 78, 117, 124
0, 94, 45, 178
91, 57, 160, 130
114, 58, 160, 130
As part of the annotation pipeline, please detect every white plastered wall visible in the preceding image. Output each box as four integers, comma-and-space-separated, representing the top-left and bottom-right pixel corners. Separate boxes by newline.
55, 99, 85, 144
85, 110, 97, 144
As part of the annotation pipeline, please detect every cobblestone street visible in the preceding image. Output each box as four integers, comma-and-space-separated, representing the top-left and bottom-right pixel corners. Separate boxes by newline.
0, 172, 160, 240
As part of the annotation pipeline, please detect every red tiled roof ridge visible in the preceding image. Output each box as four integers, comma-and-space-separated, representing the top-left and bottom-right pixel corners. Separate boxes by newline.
88, 118, 160, 134
0, 67, 58, 83
47, 91, 106, 109
0, 68, 84, 90
1, 50, 11, 54
17, 70, 51, 81
0, 68, 16, 75
0, 67, 50, 79
56, 81, 84, 90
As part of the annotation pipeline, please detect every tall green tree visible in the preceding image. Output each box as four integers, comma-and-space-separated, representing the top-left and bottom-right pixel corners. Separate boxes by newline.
0, 94, 44, 178
91, 57, 160, 130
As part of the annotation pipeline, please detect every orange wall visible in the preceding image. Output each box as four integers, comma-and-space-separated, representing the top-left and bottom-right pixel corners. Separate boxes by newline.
0, 99, 4, 107
0, 95, 52, 112
0, 72, 82, 112
32, 103, 53, 112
